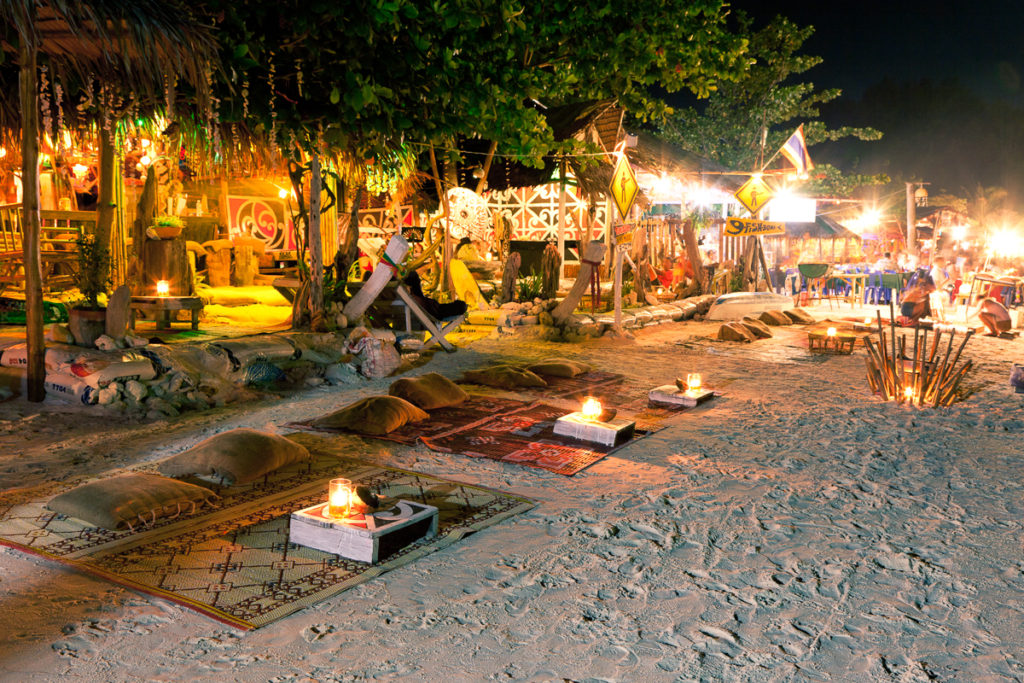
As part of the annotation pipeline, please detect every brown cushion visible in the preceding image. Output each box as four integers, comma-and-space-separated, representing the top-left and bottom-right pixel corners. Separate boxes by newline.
759, 310, 792, 326
526, 358, 594, 378
388, 372, 468, 410
157, 428, 310, 486
783, 308, 815, 324
311, 396, 429, 435
740, 317, 773, 339
462, 364, 548, 389
718, 322, 754, 342
47, 473, 218, 530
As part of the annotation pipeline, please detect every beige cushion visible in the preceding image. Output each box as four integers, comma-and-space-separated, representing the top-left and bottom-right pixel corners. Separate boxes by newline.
388, 372, 468, 410
526, 358, 594, 378
759, 310, 792, 326
463, 364, 548, 389
47, 473, 218, 530
740, 317, 773, 339
784, 308, 815, 324
311, 396, 429, 435
718, 322, 754, 342
157, 428, 310, 486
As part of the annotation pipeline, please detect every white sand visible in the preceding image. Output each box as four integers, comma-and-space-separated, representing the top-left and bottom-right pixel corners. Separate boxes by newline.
1, 306, 1023, 681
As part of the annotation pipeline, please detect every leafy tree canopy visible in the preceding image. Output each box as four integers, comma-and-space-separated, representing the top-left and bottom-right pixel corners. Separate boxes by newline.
658, 13, 886, 196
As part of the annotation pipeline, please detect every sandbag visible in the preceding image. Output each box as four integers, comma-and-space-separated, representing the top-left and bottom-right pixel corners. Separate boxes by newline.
44, 373, 97, 404
740, 317, 774, 339
70, 355, 157, 388
783, 308, 815, 324
759, 310, 792, 326
211, 336, 299, 371
718, 322, 755, 342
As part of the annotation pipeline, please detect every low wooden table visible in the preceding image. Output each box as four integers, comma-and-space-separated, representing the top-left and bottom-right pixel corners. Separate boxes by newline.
129, 295, 203, 330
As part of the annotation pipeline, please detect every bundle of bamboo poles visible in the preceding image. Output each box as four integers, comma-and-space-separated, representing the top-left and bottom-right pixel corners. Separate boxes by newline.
863, 301, 975, 407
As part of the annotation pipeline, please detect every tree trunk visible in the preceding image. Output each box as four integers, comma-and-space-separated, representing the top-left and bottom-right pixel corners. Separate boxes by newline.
500, 251, 521, 304
682, 218, 705, 292
308, 153, 324, 329
20, 34, 44, 402
541, 242, 560, 300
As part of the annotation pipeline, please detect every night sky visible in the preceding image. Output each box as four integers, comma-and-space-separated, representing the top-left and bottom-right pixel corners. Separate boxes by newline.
732, 0, 1024, 104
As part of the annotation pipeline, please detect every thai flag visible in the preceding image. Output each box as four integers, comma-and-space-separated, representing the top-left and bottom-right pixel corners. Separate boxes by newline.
780, 125, 813, 174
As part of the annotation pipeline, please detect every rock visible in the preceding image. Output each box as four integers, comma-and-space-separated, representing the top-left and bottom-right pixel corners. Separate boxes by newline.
124, 335, 149, 348
545, 299, 559, 311
529, 304, 544, 315
97, 384, 119, 405
145, 396, 180, 417
334, 313, 348, 329
500, 302, 520, 311
46, 323, 75, 344
718, 322, 755, 342
538, 311, 554, 326
105, 284, 132, 340
740, 317, 773, 338
304, 376, 325, 387
124, 380, 148, 402
759, 310, 792, 326
324, 363, 357, 385
94, 334, 120, 351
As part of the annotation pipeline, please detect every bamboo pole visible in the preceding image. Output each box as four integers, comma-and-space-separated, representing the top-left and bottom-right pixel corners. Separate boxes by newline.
939, 359, 973, 406
942, 329, 975, 386
930, 332, 957, 406
911, 326, 920, 400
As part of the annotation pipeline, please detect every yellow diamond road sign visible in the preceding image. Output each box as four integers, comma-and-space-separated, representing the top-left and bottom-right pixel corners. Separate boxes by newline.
734, 175, 774, 216
609, 155, 639, 219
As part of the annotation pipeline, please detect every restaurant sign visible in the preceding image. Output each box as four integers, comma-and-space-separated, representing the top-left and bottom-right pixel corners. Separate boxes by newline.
614, 223, 634, 245
724, 217, 786, 237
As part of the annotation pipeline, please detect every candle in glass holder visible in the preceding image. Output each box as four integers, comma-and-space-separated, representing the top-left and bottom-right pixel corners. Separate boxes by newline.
327, 478, 352, 519
156, 280, 170, 296
580, 396, 602, 421
686, 373, 702, 392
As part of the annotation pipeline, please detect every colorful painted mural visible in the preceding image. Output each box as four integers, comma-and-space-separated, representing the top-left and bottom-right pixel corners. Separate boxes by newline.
485, 184, 608, 242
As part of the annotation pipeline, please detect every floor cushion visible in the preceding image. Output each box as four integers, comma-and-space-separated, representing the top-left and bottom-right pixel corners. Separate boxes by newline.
310, 396, 429, 435
388, 372, 468, 410
462, 364, 548, 389
47, 473, 219, 531
526, 358, 594, 378
157, 428, 311, 486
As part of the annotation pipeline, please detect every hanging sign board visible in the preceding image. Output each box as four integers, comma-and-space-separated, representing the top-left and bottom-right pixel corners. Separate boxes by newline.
733, 175, 774, 216
724, 217, 786, 237
614, 223, 634, 245
609, 155, 639, 219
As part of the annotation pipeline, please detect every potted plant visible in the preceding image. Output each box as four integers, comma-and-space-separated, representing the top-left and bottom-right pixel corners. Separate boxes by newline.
151, 214, 184, 240
68, 233, 111, 346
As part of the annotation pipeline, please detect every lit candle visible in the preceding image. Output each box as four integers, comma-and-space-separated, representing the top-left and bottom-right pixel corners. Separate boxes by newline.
687, 373, 702, 393
328, 478, 352, 519
156, 280, 170, 296
904, 387, 915, 401
580, 396, 602, 421
657, 287, 664, 295
864, 317, 873, 325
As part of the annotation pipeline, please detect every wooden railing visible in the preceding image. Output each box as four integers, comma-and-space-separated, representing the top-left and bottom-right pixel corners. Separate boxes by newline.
0, 203, 98, 290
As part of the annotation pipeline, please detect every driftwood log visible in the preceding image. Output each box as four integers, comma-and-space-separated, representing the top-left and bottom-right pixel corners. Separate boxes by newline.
552, 240, 607, 324
541, 242, 561, 300
343, 234, 410, 320
681, 218, 705, 292
499, 251, 521, 303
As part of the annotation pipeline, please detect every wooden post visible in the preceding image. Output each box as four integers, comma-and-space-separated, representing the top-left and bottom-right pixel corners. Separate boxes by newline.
552, 240, 607, 324
682, 218, 704, 292
343, 235, 409, 320
308, 153, 324, 328
557, 156, 567, 283
428, 146, 452, 295
499, 251, 521, 303
613, 245, 623, 332
20, 31, 44, 402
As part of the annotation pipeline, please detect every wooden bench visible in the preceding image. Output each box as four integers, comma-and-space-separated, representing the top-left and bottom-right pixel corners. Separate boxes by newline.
0, 204, 97, 292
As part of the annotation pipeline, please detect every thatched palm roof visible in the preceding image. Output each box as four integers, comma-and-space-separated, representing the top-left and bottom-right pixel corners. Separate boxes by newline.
0, 0, 216, 135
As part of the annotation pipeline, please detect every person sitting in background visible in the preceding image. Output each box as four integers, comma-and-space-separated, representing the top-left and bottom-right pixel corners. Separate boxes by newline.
896, 274, 935, 326
874, 251, 896, 271
973, 297, 1012, 336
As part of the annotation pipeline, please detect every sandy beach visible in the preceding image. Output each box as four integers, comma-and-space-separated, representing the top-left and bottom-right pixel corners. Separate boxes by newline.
1, 310, 1022, 682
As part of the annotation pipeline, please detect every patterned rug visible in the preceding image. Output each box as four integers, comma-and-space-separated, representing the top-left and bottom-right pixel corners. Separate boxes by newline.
0, 432, 534, 630
293, 394, 656, 476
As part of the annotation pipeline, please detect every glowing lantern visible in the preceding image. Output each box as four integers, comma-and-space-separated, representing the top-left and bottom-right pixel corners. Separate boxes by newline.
278, 188, 290, 199
580, 397, 603, 421
156, 280, 170, 296
904, 387, 915, 401
686, 373, 702, 392
826, 327, 837, 337
327, 478, 352, 519
0, 146, 6, 158
139, 154, 152, 167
